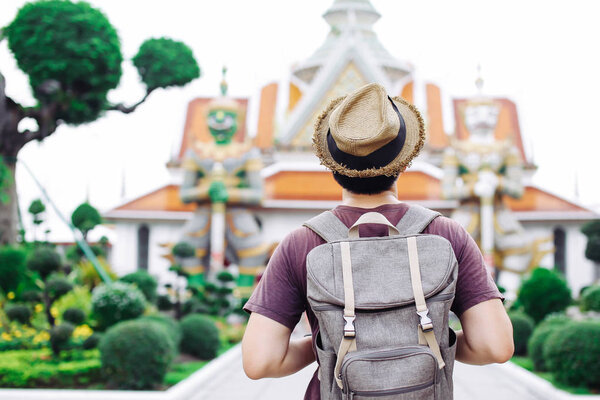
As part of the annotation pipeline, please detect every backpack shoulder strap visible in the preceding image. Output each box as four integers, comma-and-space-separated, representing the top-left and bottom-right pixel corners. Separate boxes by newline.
303, 211, 349, 243
395, 204, 441, 235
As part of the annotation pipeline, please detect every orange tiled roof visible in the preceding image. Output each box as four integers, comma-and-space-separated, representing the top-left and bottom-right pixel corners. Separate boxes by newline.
109, 171, 589, 215
177, 97, 249, 161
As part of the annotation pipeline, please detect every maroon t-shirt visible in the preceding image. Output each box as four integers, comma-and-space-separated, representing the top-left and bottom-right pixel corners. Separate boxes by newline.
244, 203, 502, 399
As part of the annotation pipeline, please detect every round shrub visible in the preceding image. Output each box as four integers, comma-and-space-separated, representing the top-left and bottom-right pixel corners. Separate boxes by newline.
91, 282, 146, 329
45, 276, 73, 301
82, 333, 102, 350
50, 322, 75, 356
5, 304, 32, 324
157, 294, 173, 311
172, 242, 195, 258
0, 246, 27, 294
139, 314, 182, 347
20, 290, 42, 303
99, 319, 175, 389
27, 247, 61, 279
581, 285, 600, 312
216, 271, 234, 283
180, 314, 220, 359
527, 314, 570, 371
544, 321, 600, 388
71, 203, 102, 238
509, 312, 535, 356
517, 268, 571, 323
119, 271, 158, 304
63, 308, 86, 325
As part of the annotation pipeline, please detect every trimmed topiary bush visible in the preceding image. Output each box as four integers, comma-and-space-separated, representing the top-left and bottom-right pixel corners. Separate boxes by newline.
119, 271, 158, 304
50, 323, 75, 356
157, 294, 173, 311
509, 312, 535, 356
62, 308, 85, 326
527, 314, 571, 371
139, 314, 182, 348
180, 314, 219, 359
26, 247, 61, 279
82, 333, 102, 350
99, 319, 175, 389
91, 282, 146, 329
581, 285, 600, 312
5, 304, 32, 324
544, 321, 600, 388
517, 268, 572, 323
45, 276, 73, 301
172, 242, 195, 258
0, 246, 27, 294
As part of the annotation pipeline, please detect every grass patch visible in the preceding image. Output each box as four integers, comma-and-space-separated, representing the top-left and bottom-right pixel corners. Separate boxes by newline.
511, 356, 594, 395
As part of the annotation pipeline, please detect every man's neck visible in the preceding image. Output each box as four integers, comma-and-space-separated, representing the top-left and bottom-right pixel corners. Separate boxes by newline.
341, 188, 401, 209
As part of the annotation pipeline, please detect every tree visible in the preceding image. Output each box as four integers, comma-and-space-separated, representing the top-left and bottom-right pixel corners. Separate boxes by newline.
71, 202, 102, 241
28, 198, 45, 241
0, 0, 201, 244
582, 220, 600, 263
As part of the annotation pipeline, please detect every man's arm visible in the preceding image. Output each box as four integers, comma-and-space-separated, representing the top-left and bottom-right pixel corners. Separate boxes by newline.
455, 298, 514, 364
242, 313, 315, 380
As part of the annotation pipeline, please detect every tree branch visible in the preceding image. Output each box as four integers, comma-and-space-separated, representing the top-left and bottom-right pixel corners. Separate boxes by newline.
107, 88, 155, 114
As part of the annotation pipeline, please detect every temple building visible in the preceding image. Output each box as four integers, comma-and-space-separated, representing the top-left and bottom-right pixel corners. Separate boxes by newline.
104, 0, 597, 294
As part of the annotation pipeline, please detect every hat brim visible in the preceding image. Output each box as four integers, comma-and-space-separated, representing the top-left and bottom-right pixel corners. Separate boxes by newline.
313, 95, 426, 178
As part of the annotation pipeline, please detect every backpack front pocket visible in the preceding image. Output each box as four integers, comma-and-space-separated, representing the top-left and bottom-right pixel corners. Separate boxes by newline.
340, 346, 437, 399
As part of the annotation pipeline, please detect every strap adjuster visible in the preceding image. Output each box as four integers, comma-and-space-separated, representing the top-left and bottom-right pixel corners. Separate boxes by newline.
417, 309, 434, 332
343, 315, 356, 338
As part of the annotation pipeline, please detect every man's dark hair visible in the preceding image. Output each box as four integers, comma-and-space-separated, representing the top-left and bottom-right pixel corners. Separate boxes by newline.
332, 173, 397, 195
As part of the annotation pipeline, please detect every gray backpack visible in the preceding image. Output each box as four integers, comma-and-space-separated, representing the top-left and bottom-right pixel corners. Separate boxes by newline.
304, 205, 458, 399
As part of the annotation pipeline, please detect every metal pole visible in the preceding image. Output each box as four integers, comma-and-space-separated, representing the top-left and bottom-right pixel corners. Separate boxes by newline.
18, 159, 112, 284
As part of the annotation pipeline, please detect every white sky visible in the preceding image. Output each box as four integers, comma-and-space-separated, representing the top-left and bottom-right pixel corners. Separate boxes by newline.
1, 0, 599, 241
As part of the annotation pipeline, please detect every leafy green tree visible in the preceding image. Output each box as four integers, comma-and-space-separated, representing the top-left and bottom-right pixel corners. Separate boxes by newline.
28, 198, 45, 241
0, 0, 200, 244
71, 202, 102, 241
581, 220, 600, 263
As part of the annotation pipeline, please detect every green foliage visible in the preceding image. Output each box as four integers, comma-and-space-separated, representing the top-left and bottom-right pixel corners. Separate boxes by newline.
5, 304, 32, 324
544, 321, 600, 388
0, 157, 12, 205
584, 236, 600, 262
4, 0, 122, 124
517, 268, 572, 323
119, 270, 158, 303
0, 348, 101, 388
50, 322, 75, 356
65, 244, 106, 263
528, 314, 571, 371
179, 314, 220, 359
20, 289, 42, 303
27, 247, 61, 280
82, 332, 101, 350
217, 271, 235, 283
581, 285, 600, 312
0, 246, 27, 294
91, 282, 146, 329
133, 37, 200, 91
71, 203, 102, 238
581, 220, 600, 237
139, 314, 182, 348
509, 312, 535, 356
157, 294, 173, 311
172, 241, 195, 258
46, 276, 73, 301
99, 319, 175, 389
28, 199, 45, 225
53, 286, 92, 322
63, 308, 85, 325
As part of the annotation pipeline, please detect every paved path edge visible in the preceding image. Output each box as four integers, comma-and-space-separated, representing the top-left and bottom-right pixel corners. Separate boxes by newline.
502, 361, 600, 400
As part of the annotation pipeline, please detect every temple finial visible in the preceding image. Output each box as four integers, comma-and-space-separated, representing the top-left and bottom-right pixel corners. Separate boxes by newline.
220, 66, 228, 96
475, 64, 484, 94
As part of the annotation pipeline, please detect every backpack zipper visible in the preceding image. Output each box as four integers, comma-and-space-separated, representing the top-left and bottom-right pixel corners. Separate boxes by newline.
312, 292, 453, 312
348, 380, 434, 399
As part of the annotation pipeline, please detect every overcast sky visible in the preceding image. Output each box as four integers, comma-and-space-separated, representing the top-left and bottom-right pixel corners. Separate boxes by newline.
1, 0, 599, 241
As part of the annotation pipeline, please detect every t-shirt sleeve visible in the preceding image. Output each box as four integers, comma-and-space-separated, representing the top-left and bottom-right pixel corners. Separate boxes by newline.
243, 230, 306, 330
425, 216, 504, 316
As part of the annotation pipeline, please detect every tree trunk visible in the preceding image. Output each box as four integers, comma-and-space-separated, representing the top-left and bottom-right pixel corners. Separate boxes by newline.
0, 163, 18, 245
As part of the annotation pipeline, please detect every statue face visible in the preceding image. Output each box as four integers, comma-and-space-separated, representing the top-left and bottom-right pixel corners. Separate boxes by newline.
207, 109, 238, 144
464, 103, 500, 140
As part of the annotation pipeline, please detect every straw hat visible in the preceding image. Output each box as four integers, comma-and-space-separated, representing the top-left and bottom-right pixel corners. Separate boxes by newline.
313, 83, 425, 178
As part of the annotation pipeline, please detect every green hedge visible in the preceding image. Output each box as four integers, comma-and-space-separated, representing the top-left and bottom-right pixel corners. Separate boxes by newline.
119, 271, 158, 304
527, 314, 570, 371
517, 268, 571, 323
544, 321, 600, 388
180, 314, 220, 359
0, 349, 101, 388
581, 285, 600, 312
91, 282, 146, 329
509, 312, 535, 356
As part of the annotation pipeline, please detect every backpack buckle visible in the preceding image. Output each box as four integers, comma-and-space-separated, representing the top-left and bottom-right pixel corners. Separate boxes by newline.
343, 315, 356, 338
417, 310, 434, 332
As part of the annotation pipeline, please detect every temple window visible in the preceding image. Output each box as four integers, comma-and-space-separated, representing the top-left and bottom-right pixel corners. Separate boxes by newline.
137, 224, 150, 271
